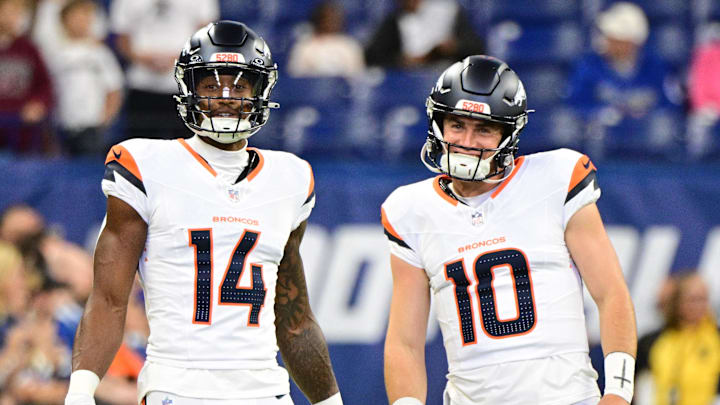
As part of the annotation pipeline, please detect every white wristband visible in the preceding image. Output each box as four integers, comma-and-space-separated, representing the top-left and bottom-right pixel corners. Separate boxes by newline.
67, 370, 100, 396
392, 398, 423, 405
604, 352, 635, 403
313, 392, 343, 405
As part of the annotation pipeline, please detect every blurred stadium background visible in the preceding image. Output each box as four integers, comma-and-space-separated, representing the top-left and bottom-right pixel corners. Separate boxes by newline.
2, 0, 720, 404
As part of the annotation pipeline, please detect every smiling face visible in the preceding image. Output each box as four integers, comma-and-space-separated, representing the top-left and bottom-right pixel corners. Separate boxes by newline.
442, 114, 505, 160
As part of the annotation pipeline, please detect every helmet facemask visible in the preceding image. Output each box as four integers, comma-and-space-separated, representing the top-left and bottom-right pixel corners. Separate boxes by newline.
175, 63, 278, 144
422, 100, 525, 183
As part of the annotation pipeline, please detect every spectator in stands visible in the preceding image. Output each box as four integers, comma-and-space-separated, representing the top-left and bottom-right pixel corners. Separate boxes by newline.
565, 2, 676, 157
0, 204, 45, 246
0, 204, 92, 304
635, 271, 720, 405
0, 242, 69, 404
47, 0, 124, 156
32, 0, 109, 55
686, 22, 720, 158
4, 276, 72, 404
364, 0, 484, 69
0, 0, 55, 154
110, 0, 219, 141
287, 1, 365, 78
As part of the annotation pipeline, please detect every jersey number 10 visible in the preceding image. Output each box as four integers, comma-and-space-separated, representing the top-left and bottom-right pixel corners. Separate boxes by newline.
189, 229, 266, 326
445, 248, 536, 344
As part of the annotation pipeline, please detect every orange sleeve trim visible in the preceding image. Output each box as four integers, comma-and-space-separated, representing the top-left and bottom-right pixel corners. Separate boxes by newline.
433, 176, 459, 206
491, 156, 525, 199
381, 207, 404, 241
306, 162, 315, 199
105, 145, 143, 181
246, 148, 264, 182
568, 155, 597, 192
177, 138, 217, 177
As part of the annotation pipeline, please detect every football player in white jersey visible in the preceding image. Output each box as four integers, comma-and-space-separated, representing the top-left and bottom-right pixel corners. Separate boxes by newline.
382, 55, 637, 405
64, 21, 342, 405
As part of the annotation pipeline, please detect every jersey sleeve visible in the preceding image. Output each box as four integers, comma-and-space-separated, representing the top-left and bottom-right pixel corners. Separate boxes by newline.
381, 200, 423, 269
292, 161, 315, 230
563, 153, 601, 228
101, 144, 151, 223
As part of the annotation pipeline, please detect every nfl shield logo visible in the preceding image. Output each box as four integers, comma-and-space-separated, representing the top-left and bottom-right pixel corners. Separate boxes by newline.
228, 188, 241, 203
471, 210, 484, 226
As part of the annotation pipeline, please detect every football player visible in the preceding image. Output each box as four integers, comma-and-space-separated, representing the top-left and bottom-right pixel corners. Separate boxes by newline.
382, 55, 637, 405
64, 21, 342, 405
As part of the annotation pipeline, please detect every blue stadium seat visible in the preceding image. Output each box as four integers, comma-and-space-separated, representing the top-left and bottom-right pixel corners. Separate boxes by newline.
274, 77, 352, 107
623, 0, 689, 21
503, 22, 585, 64
219, 0, 263, 23
489, 0, 582, 24
511, 62, 571, 107
647, 23, 693, 69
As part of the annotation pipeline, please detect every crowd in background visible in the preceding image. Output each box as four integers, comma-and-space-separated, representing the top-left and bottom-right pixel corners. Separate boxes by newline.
0, 0, 718, 160
0, 205, 147, 404
1, 0, 720, 404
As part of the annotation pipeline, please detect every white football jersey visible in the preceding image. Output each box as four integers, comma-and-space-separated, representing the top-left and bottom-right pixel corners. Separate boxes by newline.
101, 137, 315, 400
382, 149, 602, 404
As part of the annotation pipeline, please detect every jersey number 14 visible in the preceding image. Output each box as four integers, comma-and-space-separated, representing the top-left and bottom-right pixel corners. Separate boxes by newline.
189, 229, 266, 326
445, 248, 536, 344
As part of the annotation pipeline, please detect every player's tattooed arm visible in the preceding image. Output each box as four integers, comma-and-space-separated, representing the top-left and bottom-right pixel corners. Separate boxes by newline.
275, 220, 340, 403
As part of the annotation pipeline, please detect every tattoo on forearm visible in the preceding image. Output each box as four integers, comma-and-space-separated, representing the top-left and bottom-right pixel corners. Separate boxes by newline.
275, 222, 339, 402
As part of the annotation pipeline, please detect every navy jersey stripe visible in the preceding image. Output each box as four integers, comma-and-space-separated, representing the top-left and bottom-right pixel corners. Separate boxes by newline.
565, 170, 597, 204
303, 190, 316, 205
105, 161, 147, 195
384, 228, 410, 249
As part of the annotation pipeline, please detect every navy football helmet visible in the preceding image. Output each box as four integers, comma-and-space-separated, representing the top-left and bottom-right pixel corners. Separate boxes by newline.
422, 55, 531, 181
174, 21, 278, 143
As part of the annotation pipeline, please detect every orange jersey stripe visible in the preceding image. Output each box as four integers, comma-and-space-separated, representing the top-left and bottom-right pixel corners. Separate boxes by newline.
433, 175, 459, 206
306, 162, 315, 199
568, 155, 597, 192
177, 138, 218, 177
105, 145, 143, 181
246, 147, 264, 182
491, 156, 525, 199
381, 207, 405, 242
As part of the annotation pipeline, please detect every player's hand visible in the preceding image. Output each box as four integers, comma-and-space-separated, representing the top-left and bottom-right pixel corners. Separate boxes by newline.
64, 393, 96, 405
598, 394, 629, 405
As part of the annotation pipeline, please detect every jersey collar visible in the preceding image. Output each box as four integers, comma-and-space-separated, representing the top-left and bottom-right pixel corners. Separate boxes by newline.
432, 156, 526, 206
177, 138, 265, 183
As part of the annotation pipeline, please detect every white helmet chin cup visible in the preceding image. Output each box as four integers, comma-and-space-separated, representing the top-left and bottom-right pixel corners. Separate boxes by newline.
196, 116, 252, 144
440, 152, 492, 181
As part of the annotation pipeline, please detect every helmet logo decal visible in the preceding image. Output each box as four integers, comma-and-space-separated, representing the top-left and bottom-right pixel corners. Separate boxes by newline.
433, 72, 451, 94
250, 57, 264, 67
505, 81, 526, 107
210, 52, 245, 63
456, 99, 491, 114
190, 54, 203, 63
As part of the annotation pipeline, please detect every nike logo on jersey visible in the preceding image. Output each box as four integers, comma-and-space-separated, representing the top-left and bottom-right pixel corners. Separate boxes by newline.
113, 149, 122, 159
582, 158, 590, 169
